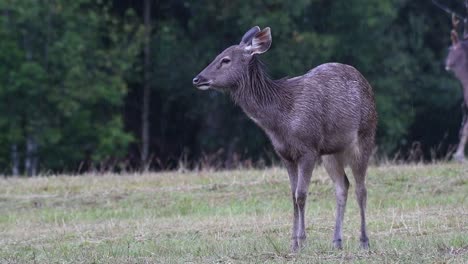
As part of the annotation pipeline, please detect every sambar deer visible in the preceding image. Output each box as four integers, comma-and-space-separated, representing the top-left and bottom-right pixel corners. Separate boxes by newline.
193, 26, 377, 251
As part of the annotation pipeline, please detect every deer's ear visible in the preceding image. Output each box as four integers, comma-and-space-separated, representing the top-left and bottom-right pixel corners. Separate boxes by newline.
245, 27, 272, 55
240, 26, 261, 44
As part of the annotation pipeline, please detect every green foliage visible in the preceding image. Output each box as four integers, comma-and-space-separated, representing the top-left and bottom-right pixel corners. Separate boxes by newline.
0, 0, 141, 172
0, 0, 465, 173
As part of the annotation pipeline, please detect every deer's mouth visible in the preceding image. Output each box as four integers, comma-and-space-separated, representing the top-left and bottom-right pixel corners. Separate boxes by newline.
196, 82, 212, 90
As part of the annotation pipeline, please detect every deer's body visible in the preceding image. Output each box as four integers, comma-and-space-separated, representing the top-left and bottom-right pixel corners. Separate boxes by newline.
233, 60, 375, 161
193, 26, 377, 251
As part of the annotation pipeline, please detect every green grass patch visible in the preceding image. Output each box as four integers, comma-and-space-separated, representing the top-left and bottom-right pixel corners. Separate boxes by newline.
0, 163, 467, 263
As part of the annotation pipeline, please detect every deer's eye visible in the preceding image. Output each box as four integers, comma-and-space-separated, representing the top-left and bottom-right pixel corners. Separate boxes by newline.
221, 57, 231, 65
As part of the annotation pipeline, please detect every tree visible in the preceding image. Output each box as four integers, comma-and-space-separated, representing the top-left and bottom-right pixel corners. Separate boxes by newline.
141, 0, 151, 169
0, 0, 141, 174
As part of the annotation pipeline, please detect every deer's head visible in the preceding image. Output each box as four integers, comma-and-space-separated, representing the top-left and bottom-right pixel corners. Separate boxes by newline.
193, 26, 272, 91
446, 14, 468, 75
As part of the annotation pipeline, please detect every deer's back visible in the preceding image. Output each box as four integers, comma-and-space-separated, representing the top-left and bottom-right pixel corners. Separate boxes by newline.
282, 63, 376, 155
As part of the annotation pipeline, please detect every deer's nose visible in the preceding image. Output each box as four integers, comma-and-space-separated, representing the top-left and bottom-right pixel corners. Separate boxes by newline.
192, 76, 200, 85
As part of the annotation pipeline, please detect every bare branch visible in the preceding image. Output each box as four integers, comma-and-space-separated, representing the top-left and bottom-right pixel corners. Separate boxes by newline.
464, 0, 468, 38
432, 0, 465, 19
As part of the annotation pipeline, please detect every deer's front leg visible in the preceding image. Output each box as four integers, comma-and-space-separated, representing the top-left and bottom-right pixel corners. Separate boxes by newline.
454, 103, 468, 161
454, 115, 468, 162
295, 152, 317, 250
284, 160, 299, 251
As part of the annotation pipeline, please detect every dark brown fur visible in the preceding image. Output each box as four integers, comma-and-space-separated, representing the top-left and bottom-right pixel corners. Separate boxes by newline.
193, 26, 377, 251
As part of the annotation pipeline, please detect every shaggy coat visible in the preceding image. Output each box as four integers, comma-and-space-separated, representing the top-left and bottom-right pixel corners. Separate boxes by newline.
193, 26, 377, 251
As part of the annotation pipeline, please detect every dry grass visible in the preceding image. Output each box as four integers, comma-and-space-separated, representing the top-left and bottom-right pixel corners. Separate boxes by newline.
0, 163, 467, 263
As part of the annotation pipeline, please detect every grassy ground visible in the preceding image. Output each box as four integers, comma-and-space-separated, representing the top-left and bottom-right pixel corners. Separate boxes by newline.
0, 163, 467, 263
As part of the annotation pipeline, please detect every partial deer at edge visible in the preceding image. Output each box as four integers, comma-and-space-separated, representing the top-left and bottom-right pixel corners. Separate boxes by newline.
443, 2, 468, 161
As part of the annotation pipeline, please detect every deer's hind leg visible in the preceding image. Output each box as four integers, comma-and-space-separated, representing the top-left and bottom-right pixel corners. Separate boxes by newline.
348, 136, 373, 250
323, 153, 349, 249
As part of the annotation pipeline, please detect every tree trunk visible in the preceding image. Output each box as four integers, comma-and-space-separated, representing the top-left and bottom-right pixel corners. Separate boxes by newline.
141, 0, 152, 170
11, 144, 19, 176
24, 135, 38, 176
23, 25, 38, 177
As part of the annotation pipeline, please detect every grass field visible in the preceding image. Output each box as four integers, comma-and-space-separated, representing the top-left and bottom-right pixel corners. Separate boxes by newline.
0, 163, 467, 263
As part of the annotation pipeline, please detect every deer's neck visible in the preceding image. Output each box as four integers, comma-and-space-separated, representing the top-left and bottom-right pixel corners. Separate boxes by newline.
458, 75, 468, 103
231, 57, 292, 123
458, 74, 468, 89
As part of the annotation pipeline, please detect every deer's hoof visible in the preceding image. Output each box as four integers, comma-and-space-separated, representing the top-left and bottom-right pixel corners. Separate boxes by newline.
453, 153, 466, 163
290, 236, 307, 252
290, 240, 299, 253
360, 238, 370, 250
333, 239, 343, 250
